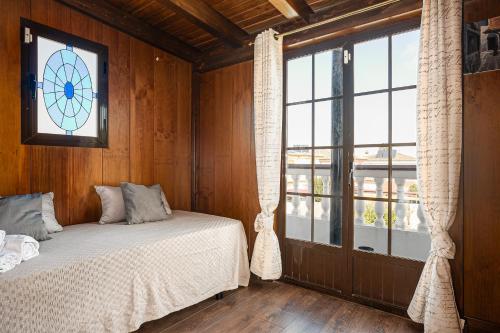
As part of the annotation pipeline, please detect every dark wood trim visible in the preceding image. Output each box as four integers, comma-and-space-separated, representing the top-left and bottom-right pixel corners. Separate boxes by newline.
281, 276, 422, 322
465, 316, 500, 333
56, 0, 201, 62
191, 70, 201, 211
158, 0, 249, 48
20, 18, 108, 148
280, 17, 426, 312
269, 0, 314, 23
197, 1, 422, 72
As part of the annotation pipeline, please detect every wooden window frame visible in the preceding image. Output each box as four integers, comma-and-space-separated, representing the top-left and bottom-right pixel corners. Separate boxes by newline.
281, 18, 422, 256
20, 18, 109, 148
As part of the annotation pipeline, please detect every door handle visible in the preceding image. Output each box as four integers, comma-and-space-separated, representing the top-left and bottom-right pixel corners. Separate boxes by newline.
348, 160, 353, 187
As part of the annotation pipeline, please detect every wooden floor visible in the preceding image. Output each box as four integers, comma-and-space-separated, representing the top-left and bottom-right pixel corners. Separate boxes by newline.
136, 280, 423, 333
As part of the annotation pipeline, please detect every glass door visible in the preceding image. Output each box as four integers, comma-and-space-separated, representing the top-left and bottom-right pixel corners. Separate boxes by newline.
282, 45, 349, 292
351, 28, 430, 261
282, 21, 429, 309
285, 48, 345, 245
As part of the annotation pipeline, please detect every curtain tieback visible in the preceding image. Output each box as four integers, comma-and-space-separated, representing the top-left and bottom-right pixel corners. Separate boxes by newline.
430, 228, 455, 259
254, 212, 274, 232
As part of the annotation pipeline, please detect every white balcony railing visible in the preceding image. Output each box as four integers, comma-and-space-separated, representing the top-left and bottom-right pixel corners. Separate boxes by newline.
285, 165, 431, 261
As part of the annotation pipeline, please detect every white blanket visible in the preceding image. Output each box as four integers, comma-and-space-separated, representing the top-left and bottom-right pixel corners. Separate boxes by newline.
0, 211, 250, 333
0, 232, 39, 273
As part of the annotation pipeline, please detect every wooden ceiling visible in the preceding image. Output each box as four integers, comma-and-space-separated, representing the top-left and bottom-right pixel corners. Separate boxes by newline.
57, 0, 421, 71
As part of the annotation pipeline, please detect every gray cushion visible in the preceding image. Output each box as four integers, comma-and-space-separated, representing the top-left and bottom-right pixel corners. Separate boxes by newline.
120, 183, 169, 224
0, 193, 49, 241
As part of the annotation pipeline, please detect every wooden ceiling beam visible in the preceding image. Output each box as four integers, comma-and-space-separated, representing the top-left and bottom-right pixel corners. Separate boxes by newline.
157, 0, 249, 48
269, 0, 314, 23
56, 0, 201, 62
198, 0, 422, 72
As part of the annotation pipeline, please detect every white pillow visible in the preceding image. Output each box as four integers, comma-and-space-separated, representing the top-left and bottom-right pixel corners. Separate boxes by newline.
160, 190, 172, 215
95, 186, 126, 224
42, 192, 63, 233
95, 185, 172, 224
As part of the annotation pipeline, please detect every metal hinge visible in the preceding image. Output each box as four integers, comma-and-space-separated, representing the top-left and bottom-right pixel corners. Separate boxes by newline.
343, 49, 351, 64
24, 27, 32, 44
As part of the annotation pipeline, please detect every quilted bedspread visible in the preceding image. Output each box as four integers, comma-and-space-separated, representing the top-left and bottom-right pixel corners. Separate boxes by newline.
0, 211, 250, 332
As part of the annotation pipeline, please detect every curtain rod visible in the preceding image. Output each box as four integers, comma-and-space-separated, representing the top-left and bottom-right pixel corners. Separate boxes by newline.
249, 0, 403, 45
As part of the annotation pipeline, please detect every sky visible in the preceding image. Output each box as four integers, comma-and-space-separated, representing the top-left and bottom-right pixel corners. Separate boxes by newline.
286, 29, 420, 150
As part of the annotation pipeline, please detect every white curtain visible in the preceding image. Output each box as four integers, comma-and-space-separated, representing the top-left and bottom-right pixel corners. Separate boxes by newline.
250, 29, 283, 280
407, 1, 463, 332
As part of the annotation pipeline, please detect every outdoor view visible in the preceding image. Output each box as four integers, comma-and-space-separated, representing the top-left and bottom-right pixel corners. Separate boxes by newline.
285, 28, 431, 262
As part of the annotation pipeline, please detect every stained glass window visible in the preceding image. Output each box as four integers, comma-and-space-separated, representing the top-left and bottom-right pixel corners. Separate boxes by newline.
21, 19, 108, 148
37, 37, 98, 137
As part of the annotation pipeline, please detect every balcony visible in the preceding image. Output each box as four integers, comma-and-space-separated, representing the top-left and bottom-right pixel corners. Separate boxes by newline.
285, 165, 431, 261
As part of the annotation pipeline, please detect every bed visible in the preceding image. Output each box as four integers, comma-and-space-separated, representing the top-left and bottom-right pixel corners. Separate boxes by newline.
0, 210, 250, 333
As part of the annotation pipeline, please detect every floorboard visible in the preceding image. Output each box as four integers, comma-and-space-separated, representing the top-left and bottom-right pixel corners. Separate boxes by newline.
135, 280, 423, 333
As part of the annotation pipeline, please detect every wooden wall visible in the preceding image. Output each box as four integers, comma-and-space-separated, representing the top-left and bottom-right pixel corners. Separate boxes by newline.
195, 61, 260, 253
0, 0, 192, 225
463, 1, 500, 331
195, 3, 500, 331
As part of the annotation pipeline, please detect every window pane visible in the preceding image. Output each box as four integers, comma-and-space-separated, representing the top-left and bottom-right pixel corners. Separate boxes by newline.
314, 99, 342, 146
392, 146, 418, 202
353, 199, 388, 254
286, 195, 312, 241
287, 55, 312, 103
391, 202, 430, 261
314, 149, 342, 196
392, 29, 420, 88
354, 93, 388, 145
287, 103, 312, 147
354, 37, 388, 93
314, 197, 342, 246
392, 89, 417, 143
315, 50, 332, 99
286, 149, 312, 194
354, 147, 389, 199
315, 48, 343, 99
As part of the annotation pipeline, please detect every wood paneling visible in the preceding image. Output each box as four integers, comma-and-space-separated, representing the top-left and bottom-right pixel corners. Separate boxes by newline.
0, 0, 31, 196
284, 239, 344, 293
130, 39, 155, 185
464, 71, 500, 327
196, 61, 259, 253
352, 253, 422, 309
0, 0, 192, 225
463, 2, 500, 332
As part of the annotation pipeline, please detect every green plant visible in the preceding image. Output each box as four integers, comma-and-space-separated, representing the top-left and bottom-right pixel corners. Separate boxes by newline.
408, 183, 418, 193
314, 177, 323, 202
363, 204, 376, 224
362, 202, 395, 226
384, 210, 396, 225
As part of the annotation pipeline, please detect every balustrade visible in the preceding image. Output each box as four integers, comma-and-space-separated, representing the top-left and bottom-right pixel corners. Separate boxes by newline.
286, 165, 426, 232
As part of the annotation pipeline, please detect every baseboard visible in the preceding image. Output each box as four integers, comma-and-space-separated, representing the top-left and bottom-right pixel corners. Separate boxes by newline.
465, 316, 500, 333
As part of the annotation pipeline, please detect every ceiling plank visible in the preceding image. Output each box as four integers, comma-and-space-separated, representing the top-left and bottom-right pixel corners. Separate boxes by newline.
157, 0, 249, 48
198, 0, 422, 72
269, 0, 314, 23
56, 0, 201, 62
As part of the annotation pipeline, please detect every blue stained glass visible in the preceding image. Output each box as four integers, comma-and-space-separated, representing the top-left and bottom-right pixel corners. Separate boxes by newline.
62, 115, 77, 131
64, 82, 74, 99
38, 45, 96, 135
71, 99, 81, 115
43, 92, 56, 107
75, 107, 89, 127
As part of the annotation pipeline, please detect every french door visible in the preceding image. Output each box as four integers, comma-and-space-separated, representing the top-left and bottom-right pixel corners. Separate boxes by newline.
280, 21, 429, 311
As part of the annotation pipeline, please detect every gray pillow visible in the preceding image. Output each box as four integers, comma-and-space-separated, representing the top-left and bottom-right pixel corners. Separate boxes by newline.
0, 193, 49, 241
120, 183, 169, 224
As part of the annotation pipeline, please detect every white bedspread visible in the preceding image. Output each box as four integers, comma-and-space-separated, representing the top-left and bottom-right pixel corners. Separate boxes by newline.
0, 211, 250, 333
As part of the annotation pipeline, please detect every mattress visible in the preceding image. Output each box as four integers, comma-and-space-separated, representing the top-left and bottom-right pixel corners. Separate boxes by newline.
0, 210, 250, 333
